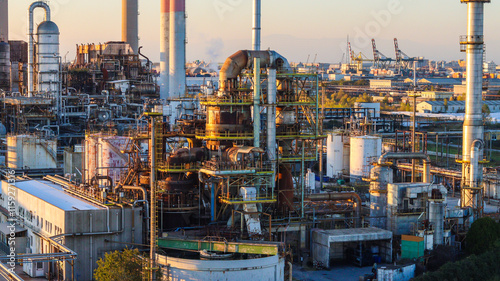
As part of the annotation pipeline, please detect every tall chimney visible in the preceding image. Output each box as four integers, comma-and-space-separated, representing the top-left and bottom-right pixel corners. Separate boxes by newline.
160, 0, 170, 101
122, 0, 139, 53
169, 0, 186, 99
460, 0, 489, 216
0, 0, 8, 42
252, 0, 261, 51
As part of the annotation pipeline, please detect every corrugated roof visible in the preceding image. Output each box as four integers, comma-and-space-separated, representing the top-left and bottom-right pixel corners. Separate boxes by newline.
419, 100, 500, 107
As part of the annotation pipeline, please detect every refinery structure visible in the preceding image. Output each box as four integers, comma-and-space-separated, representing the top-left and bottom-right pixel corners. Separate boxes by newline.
0, 0, 499, 280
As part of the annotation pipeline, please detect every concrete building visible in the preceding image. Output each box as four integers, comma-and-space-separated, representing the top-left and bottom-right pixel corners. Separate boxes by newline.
417, 100, 500, 113
370, 79, 403, 90
0, 179, 143, 280
418, 91, 454, 100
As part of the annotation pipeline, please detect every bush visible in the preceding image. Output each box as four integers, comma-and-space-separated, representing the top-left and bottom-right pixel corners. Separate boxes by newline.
465, 217, 500, 255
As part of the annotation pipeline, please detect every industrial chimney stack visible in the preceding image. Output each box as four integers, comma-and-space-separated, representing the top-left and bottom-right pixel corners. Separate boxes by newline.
122, 0, 139, 54
0, 0, 8, 42
253, 0, 261, 51
160, 0, 170, 101
169, 0, 186, 99
460, 0, 489, 217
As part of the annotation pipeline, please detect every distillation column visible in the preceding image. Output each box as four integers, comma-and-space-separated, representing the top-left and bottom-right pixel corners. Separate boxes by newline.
460, 0, 489, 213
159, 0, 170, 101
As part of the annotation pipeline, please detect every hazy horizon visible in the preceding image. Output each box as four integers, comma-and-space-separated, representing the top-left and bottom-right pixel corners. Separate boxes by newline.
7, 0, 500, 64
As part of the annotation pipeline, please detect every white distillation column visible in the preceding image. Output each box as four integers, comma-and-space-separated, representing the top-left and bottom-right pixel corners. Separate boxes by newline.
461, 0, 488, 210
253, 0, 261, 51
159, 0, 170, 101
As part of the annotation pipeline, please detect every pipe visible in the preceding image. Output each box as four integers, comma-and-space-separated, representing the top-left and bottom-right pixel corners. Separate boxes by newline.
287, 261, 293, 281
469, 139, 484, 188
267, 68, 277, 195
254, 57, 261, 148
160, 0, 170, 101
307, 192, 362, 227
219, 50, 290, 92
28, 1, 51, 96
252, 0, 261, 51
378, 152, 431, 183
169, 0, 186, 99
122, 0, 139, 53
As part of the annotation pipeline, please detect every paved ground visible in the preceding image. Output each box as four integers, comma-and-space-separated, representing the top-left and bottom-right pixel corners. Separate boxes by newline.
292, 263, 376, 281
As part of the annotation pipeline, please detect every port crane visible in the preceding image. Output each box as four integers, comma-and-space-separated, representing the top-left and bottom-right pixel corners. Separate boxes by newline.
371, 39, 394, 69
394, 38, 424, 74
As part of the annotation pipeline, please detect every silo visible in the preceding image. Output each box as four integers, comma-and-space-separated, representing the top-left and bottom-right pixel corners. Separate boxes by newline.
97, 136, 129, 186
429, 200, 444, 245
350, 136, 382, 181
369, 164, 393, 229
37, 21, 60, 96
326, 132, 344, 178
0, 41, 10, 91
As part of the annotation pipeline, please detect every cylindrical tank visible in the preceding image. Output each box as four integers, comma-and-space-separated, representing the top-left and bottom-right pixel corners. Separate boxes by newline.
84, 136, 98, 182
157, 253, 285, 281
326, 132, 344, 178
97, 136, 129, 187
369, 165, 393, 229
0, 41, 10, 91
7, 135, 57, 169
350, 136, 382, 181
429, 200, 444, 246
37, 21, 60, 95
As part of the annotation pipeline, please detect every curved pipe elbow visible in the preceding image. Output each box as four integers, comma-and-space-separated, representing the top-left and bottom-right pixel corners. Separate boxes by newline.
378, 152, 431, 165
29, 1, 51, 22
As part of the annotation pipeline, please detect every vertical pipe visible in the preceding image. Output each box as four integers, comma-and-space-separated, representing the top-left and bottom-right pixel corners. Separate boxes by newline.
267, 68, 277, 196
122, 0, 139, 53
149, 118, 157, 281
254, 57, 261, 148
28, 2, 51, 96
211, 182, 216, 222
462, 0, 486, 210
301, 142, 305, 218
0, 0, 7, 42
159, 0, 170, 101
252, 0, 261, 50
169, 0, 186, 99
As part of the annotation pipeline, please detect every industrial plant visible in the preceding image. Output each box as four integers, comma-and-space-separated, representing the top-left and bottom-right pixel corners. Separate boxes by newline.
0, 0, 498, 281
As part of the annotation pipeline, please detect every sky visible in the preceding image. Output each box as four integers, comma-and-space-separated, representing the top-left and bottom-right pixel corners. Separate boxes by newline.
7, 0, 500, 64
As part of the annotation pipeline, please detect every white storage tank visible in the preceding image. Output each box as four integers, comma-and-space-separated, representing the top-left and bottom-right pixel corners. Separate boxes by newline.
350, 136, 382, 181
157, 253, 285, 281
7, 135, 57, 169
326, 132, 344, 178
84, 134, 129, 187
37, 20, 60, 95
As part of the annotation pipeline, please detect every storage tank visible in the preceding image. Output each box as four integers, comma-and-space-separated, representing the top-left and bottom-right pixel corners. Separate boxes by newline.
429, 200, 444, 246
350, 136, 382, 181
369, 164, 393, 229
157, 253, 285, 280
326, 132, 344, 178
7, 135, 57, 169
37, 21, 60, 95
0, 41, 10, 91
84, 135, 129, 187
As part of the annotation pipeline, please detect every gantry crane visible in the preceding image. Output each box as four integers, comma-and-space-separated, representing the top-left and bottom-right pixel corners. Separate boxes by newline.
394, 38, 424, 74
372, 39, 394, 69
348, 41, 373, 72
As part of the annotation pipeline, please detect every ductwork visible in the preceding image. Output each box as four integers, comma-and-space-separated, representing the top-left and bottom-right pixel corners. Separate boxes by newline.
378, 152, 431, 183
219, 50, 290, 91
469, 139, 484, 188
307, 192, 362, 227
28, 1, 51, 96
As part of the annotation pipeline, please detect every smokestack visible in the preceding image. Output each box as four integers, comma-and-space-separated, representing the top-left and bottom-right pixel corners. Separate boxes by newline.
253, 0, 261, 51
0, 0, 8, 42
159, 0, 170, 101
169, 0, 186, 99
461, 0, 489, 215
122, 0, 139, 53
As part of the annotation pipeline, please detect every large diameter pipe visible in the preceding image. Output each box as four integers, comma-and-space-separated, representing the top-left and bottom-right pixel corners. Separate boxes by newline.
267, 68, 277, 193
469, 139, 484, 189
0, 0, 8, 42
219, 50, 290, 92
307, 192, 362, 227
122, 0, 139, 53
378, 152, 431, 183
253, 57, 260, 148
159, 0, 170, 101
169, 0, 186, 99
252, 0, 261, 51
28, 1, 51, 96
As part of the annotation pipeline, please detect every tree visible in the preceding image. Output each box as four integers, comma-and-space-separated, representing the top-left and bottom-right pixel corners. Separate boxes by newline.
482, 104, 491, 116
94, 248, 161, 281
465, 217, 500, 255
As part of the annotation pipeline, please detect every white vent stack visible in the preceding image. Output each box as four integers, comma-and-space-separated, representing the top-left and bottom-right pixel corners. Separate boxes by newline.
159, 0, 170, 101
253, 0, 261, 51
0, 0, 8, 42
122, 0, 139, 54
28, 1, 51, 96
169, 0, 186, 99
460, 0, 489, 214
